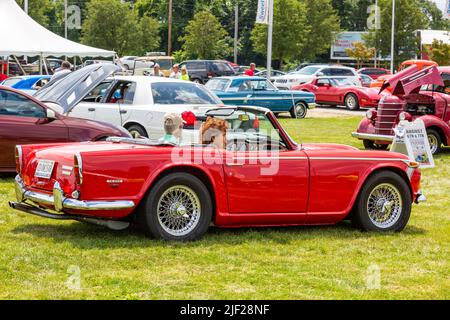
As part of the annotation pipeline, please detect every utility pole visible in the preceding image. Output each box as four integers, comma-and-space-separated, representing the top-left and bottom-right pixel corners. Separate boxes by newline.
390, 0, 395, 73
64, 0, 68, 39
24, 0, 28, 13
234, 2, 238, 64
168, 0, 173, 56
266, 0, 274, 79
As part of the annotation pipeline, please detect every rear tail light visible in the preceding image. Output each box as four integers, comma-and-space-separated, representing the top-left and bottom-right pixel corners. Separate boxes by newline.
73, 153, 83, 185
15, 145, 23, 174
181, 111, 197, 128
207, 72, 214, 78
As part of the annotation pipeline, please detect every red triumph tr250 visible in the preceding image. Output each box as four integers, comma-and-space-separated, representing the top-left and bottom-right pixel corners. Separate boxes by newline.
10, 106, 425, 241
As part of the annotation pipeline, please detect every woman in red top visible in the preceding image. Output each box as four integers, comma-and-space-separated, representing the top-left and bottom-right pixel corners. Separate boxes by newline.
244, 63, 256, 76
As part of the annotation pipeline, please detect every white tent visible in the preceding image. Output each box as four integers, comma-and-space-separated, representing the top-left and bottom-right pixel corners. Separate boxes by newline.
0, 0, 115, 57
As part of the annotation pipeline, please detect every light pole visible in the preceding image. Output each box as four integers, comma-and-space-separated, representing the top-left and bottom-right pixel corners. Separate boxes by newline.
390, 0, 395, 73
64, 0, 68, 39
24, 0, 28, 13
168, 0, 173, 56
234, 2, 238, 64
266, 0, 274, 80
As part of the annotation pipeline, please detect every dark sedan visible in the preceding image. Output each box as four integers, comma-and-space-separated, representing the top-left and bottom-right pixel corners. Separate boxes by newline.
0, 85, 131, 173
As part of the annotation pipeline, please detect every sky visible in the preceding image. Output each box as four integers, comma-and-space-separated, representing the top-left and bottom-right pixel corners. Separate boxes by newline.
430, 0, 447, 14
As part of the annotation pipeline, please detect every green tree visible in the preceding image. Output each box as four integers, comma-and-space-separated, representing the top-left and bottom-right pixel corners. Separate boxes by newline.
420, 0, 450, 30
331, 0, 373, 31
251, 0, 309, 67
365, 0, 428, 69
15, 0, 54, 27
426, 39, 450, 66
179, 10, 232, 59
82, 0, 160, 56
300, 0, 341, 61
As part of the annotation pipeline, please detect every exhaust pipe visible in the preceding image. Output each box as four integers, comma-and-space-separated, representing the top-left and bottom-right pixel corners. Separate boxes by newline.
9, 202, 130, 231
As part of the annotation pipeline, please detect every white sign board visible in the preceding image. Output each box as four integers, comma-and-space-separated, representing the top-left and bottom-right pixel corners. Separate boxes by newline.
256, 0, 270, 24
391, 119, 435, 168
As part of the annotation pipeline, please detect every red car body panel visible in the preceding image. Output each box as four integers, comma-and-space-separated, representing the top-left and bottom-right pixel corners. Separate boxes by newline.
293, 78, 382, 109
358, 68, 391, 80
0, 86, 130, 172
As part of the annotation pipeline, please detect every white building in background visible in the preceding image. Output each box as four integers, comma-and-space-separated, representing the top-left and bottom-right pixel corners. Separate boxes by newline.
429, 0, 450, 19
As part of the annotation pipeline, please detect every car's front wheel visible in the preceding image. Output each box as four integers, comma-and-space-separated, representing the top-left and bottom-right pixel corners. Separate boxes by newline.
352, 171, 412, 232
139, 173, 212, 241
344, 93, 360, 110
290, 102, 308, 119
427, 128, 442, 155
127, 124, 148, 138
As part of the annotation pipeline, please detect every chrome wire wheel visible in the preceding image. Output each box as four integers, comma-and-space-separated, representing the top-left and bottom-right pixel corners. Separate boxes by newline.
367, 183, 403, 229
157, 185, 201, 237
428, 133, 438, 154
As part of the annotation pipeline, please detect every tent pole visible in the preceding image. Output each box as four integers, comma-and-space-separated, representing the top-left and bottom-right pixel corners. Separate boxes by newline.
13, 56, 26, 75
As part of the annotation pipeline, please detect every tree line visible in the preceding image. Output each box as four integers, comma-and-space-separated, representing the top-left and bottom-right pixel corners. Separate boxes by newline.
14, 0, 450, 69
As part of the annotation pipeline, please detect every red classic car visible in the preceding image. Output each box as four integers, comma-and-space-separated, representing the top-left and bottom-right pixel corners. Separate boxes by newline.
9, 106, 425, 241
353, 65, 450, 154
0, 64, 132, 173
292, 77, 383, 110
358, 68, 391, 80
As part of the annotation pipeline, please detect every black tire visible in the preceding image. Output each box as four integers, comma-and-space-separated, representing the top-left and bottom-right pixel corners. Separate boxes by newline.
426, 128, 442, 155
290, 102, 308, 119
344, 93, 360, 110
363, 139, 389, 150
138, 173, 212, 241
352, 171, 412, 232
127, 124, 148, 138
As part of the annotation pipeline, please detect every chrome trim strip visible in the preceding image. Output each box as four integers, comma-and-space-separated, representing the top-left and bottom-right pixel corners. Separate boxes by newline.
232, 156, 308, 161
351, 132, 394, 141
309, 157, 407, 162
14, 175, 135, 212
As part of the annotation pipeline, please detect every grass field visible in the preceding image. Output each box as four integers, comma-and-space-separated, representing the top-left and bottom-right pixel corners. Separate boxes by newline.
0, 115, 448, 299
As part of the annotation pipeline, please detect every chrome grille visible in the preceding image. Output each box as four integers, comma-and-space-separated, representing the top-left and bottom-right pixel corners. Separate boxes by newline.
375, 103, 404, 135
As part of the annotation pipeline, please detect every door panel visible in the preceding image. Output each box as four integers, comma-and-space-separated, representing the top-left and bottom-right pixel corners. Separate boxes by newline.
223, 150, 309, 213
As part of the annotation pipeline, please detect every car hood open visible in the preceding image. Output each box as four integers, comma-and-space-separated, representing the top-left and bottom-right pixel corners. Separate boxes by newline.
34, 64, 120, 113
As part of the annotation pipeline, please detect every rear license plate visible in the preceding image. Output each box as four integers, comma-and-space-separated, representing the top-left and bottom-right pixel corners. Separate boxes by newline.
35, 160, 55, 179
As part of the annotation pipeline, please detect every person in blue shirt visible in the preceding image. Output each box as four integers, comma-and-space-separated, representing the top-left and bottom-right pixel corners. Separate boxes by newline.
159, 113, 183, 145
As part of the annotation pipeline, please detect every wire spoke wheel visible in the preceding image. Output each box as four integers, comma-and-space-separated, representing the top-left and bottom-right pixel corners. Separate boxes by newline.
157, 185, 201, 237
367, 183, 403, 229
428, 133, 438, 154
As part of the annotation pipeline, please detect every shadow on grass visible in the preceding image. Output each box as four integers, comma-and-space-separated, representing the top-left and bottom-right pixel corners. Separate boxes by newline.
11, 219, 427, 250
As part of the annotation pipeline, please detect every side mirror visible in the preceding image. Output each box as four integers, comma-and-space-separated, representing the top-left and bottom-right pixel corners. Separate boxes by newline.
46, 108, 56, 120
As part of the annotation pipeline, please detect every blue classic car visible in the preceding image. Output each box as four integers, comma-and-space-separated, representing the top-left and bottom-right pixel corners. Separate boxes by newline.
206, 76, 316, 118
0, 75, 51, 95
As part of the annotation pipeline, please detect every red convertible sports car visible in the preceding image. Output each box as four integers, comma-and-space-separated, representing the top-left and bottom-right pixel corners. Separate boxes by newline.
293, 77, 384, 110
9, 106, 425, 241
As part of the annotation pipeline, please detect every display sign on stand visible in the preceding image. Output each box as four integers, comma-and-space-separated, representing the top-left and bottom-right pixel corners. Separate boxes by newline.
391, 119, 435, 168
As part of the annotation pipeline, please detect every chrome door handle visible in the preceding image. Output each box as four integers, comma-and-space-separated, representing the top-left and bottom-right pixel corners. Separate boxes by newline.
88, 108, 95, 112
120, 110, 127, 114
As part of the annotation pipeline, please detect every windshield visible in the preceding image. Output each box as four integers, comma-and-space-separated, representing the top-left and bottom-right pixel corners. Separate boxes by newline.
154, 59, 173, 69
152, 82, 222, 105
205, 79, 230, 91
1, 78, 21, 87
295, 66, 320, 75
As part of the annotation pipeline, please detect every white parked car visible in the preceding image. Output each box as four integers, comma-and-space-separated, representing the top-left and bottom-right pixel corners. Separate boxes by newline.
274, 65, 361, 90
35, 64, 223, 142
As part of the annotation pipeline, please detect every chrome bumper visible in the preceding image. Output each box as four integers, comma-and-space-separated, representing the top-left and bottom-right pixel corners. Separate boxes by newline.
14, 175, 135, 212
308, 102, 316, 109
351, 132, 394, 142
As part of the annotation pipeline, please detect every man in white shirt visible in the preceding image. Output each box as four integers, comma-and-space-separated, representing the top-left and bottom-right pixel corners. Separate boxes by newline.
50, 61, 72, 82
169, 64, 181, 79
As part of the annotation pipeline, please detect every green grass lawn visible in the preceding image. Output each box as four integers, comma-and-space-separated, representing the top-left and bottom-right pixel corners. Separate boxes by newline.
0, 115, 448, 299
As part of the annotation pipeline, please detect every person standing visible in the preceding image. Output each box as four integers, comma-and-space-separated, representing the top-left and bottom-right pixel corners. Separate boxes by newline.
244, 63, 256, 76
50, 61, 72, 82
169, 64, 181, 79
180, 65, 189, 81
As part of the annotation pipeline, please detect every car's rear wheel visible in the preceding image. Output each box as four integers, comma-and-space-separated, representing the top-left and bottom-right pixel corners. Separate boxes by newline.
127, 124, 148, 138
427, 128, 442, 155
345, 93, 360, 110
139, 173, 212, 241
363, 139, 389, 150
353, 171, 411, 232
290, 102, 307, 119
